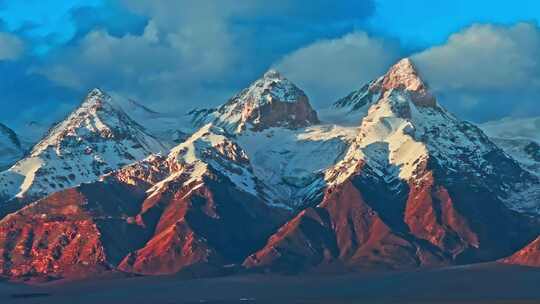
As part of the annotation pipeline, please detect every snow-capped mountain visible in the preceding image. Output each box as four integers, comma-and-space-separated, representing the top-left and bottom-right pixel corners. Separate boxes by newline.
245, 59, 540, 272
0, 123, 23, 170
0, 70, 355, 279
190, 69, 354, 209
0, 124, 286, 279
191, 69, 319, 133
481, 116, 540, 175
0, 88, 166, 206
0, 59, 539, 280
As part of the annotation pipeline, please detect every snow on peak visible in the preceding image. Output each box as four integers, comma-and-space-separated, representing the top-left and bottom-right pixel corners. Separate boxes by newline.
382, 58, 422, 90
0, 89, 166, 204
230, 69, 306, 106
191, 70, 319, 133
321, 58, 436, 126
381, 58, 436, 107
262, 69, 283, 80
325, 82, 540, 213
141, 124, 260, 201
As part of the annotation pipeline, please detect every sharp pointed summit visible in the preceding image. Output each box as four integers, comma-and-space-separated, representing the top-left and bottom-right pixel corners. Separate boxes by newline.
81, 88, 111, 107
190, 69, 319, 133
325, 58, 437, 125
0, 88, 166, 206
382, 58, 423, 90
262, 68, 283, 80
381, 58, 435, 107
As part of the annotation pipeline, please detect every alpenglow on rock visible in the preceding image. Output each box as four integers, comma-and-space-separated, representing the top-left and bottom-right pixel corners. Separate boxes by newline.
190, 69, 319, 133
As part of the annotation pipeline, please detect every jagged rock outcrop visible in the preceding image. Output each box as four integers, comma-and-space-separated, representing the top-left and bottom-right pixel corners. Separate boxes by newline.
191, 69, 319, 133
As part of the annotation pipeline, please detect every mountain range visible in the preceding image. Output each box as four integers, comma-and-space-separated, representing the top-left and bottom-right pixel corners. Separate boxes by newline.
0, 58, 539, 281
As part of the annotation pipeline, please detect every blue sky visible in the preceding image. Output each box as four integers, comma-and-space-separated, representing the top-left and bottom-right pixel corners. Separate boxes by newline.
1, 0, 540, 130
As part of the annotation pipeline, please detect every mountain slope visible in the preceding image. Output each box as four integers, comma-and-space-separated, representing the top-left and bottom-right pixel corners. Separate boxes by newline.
0, 89, 166, 207
501, 236, 540, 267
0, 125, 286, 279
245, 58, 540, 272
119, 99, 191, 148
0, 123, 23, 170
481, 116, 540, 175
235, 124, 357, 209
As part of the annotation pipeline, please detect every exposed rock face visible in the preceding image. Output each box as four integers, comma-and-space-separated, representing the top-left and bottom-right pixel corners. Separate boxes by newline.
380, 58, 436, 107
0, 186, 144, 280
191, 70, 319, 133
0, 89, 166, 207
244, 181, 447, 272
117, 177, 280, 275
502, 236, 540, 266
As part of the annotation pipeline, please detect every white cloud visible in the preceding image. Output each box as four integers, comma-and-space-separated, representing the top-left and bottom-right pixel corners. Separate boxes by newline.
0, 32, 24, 60
412, 22, 540, 121
31, 0, 377, 114
275, 32, 401, 107
413, 22, 540, 92
34, 17, 240, 113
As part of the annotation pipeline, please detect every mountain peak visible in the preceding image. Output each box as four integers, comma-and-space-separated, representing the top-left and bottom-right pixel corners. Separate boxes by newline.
192, 70, 319, 132
382, 58, 422, 90
381, 58, 436, 107
262, 69, 283, 80
87, 87, 109, 101
328, 58, 437, 123
79, 88, 115, 111
0, 89, 165, 204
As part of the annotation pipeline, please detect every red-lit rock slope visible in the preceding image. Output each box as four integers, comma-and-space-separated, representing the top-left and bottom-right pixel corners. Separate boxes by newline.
0, 126, 286, 280
502, 236, 540, 267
